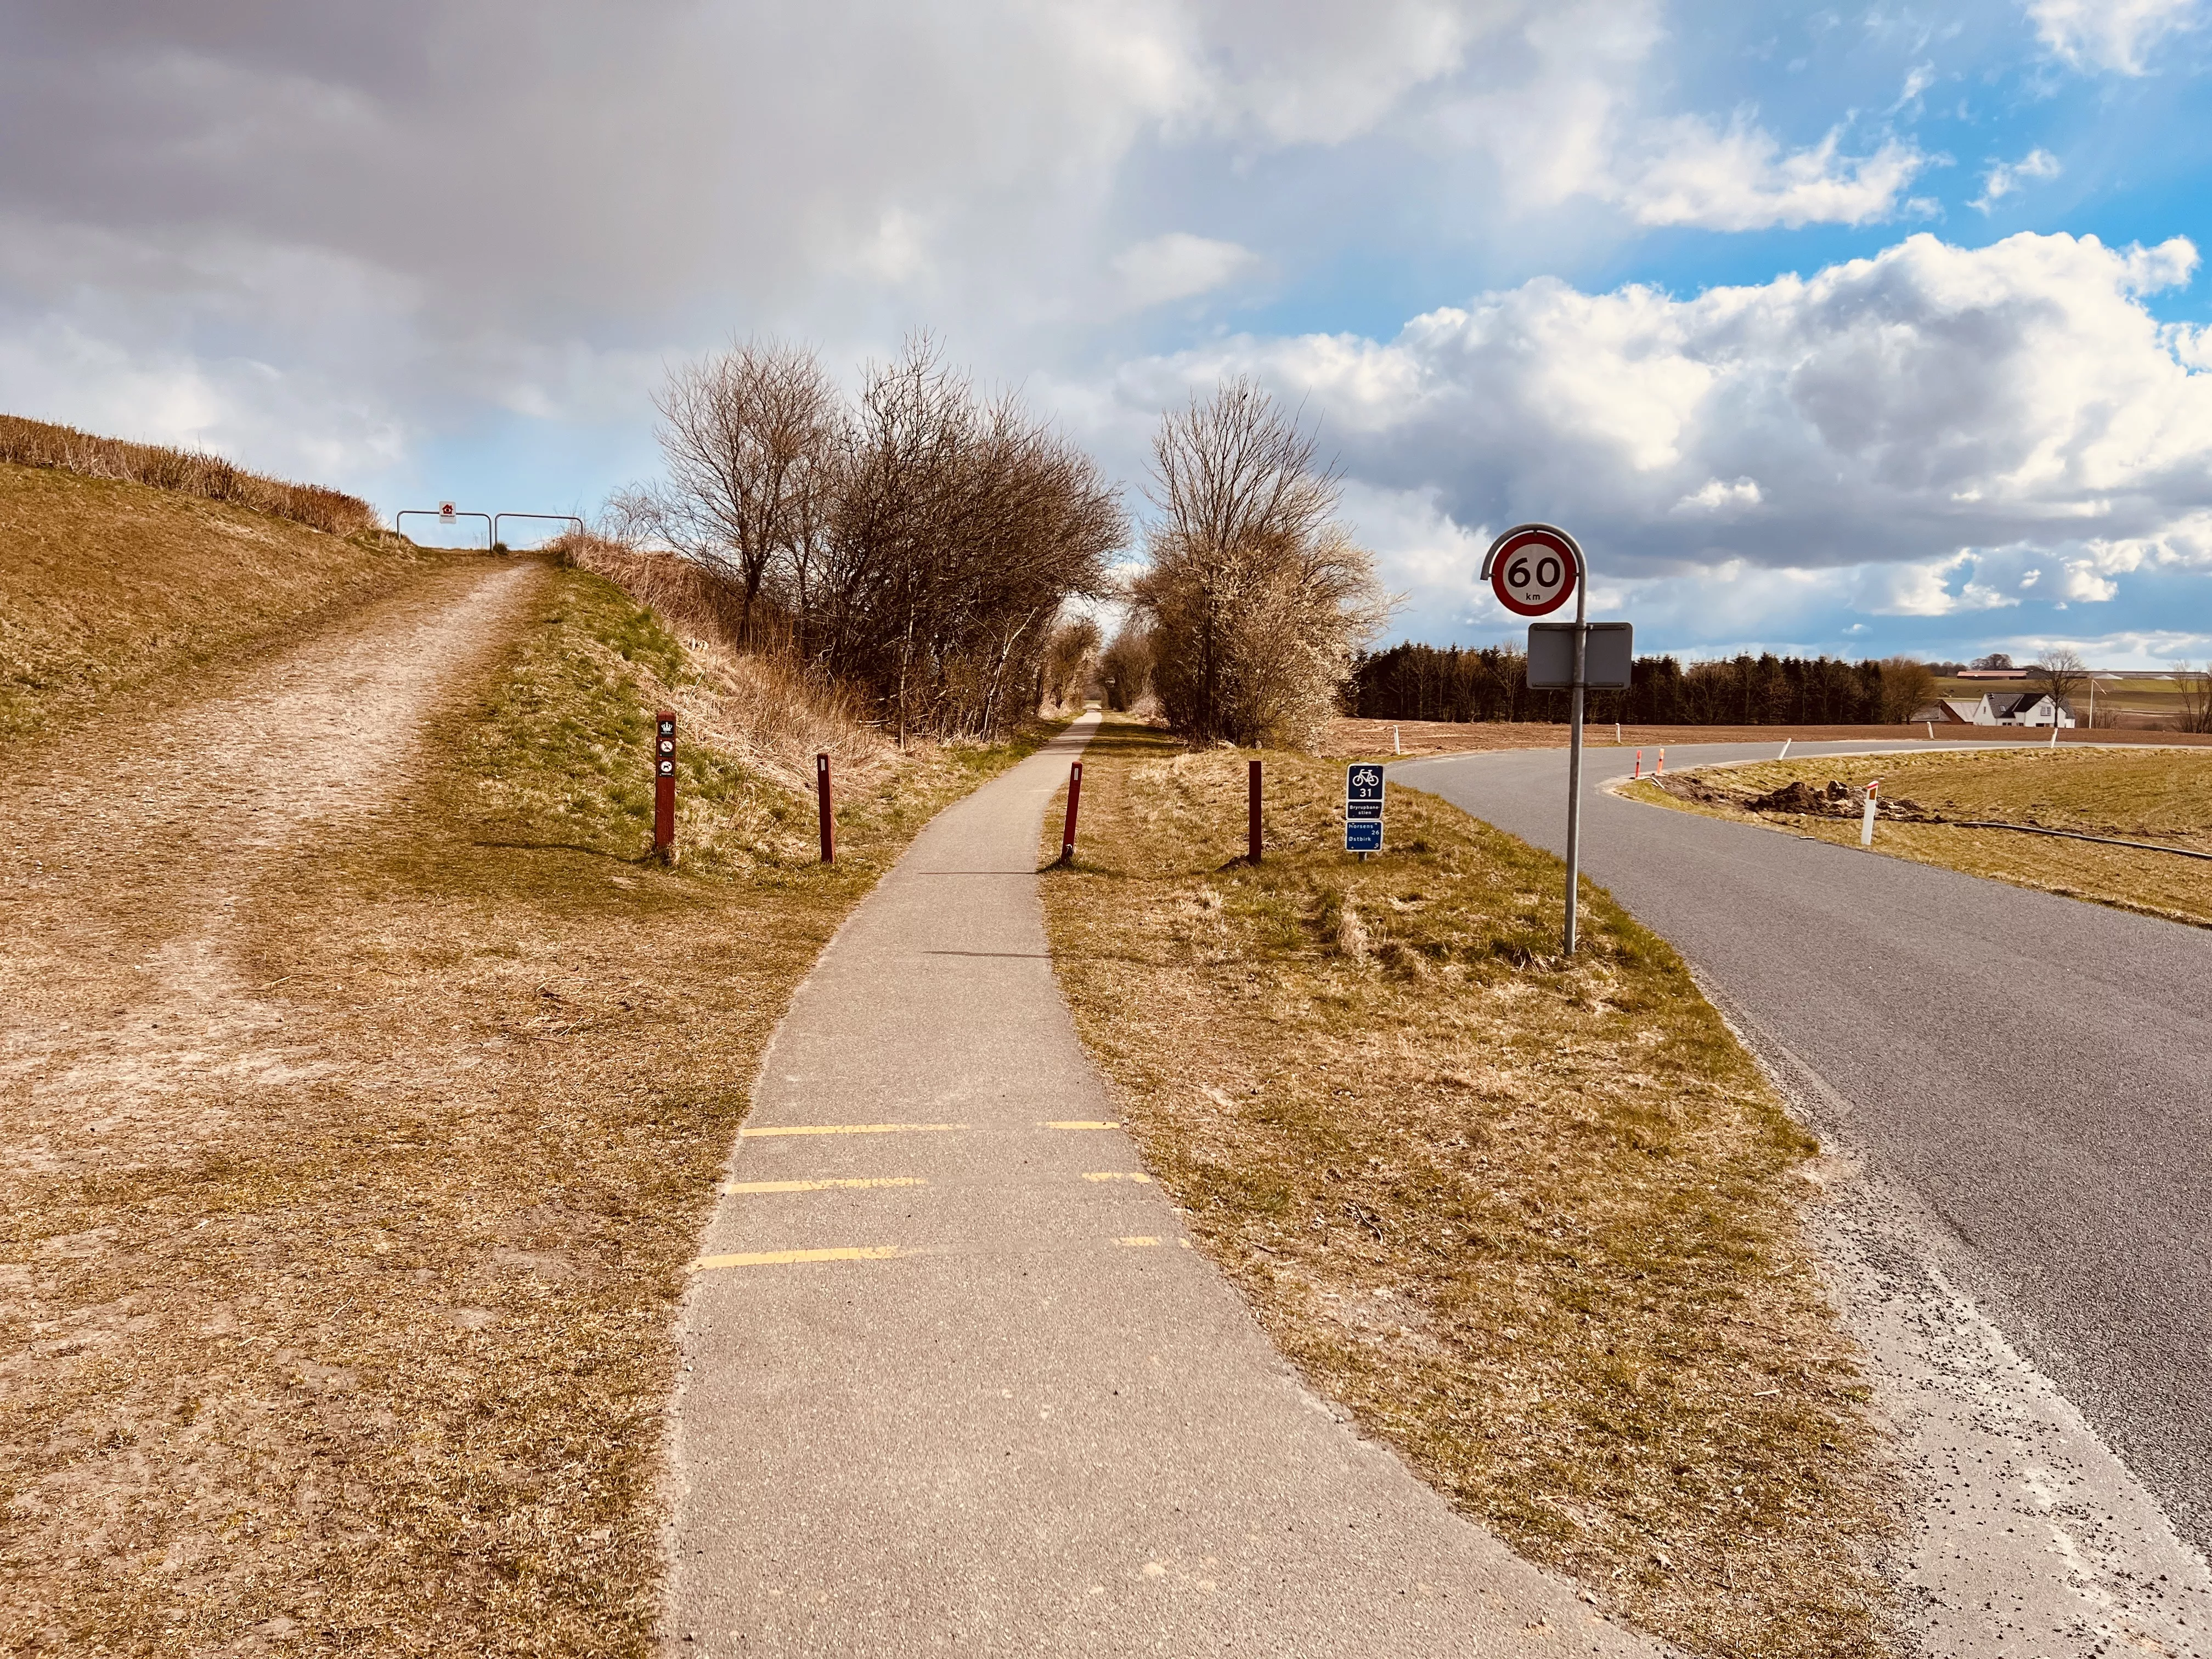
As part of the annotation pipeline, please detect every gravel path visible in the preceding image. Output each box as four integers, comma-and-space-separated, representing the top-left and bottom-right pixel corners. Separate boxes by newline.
664, 713, 1672, 1658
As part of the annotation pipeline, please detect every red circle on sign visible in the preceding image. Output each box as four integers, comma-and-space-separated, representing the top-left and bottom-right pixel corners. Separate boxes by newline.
1486, 525, 1581, 617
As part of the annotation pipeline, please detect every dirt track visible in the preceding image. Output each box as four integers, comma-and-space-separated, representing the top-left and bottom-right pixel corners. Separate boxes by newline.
0, 558, 544, 1643
1, 560, 542, 1188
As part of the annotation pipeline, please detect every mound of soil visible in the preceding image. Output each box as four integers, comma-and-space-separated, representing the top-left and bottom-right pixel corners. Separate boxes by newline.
1749, 780, 1847, 814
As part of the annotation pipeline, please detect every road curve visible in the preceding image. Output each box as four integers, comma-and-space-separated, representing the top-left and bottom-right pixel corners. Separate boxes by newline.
1394, 740, 2212, 1556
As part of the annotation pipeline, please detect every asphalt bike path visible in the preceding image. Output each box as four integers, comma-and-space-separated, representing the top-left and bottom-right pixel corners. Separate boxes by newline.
1395, 741, 2212, 1626
665, 714, 1671, 1657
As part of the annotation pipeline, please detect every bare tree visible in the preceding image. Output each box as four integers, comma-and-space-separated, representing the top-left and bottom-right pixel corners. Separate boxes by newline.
1130, 378, 1391, 749
2176, 664, 2212, 733
2030, 646, 2089, 720
613, 335, 1124, 742
1877, 657, 1938, 724
806, 338, 1125, 742
1100, 620, 1155, 712
645, 339, 840, 644
1041, 616, 1103, 710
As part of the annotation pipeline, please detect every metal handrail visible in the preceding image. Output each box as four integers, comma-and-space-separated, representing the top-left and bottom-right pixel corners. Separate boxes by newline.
493, 512, 586, 549
395, 509, 492, 549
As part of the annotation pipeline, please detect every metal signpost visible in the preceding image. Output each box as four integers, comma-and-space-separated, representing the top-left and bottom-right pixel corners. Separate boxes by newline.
395, 504, 493, 549
1483, 524, 1630, 955
1345, 763, 1384, 855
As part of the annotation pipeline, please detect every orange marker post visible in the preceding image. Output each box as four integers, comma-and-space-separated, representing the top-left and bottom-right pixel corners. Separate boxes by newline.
1060, 760, 1083, 866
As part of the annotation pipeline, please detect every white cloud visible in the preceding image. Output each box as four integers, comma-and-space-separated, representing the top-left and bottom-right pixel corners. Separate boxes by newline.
1111, 233, 1261, 308
1103, 232, 2212, 640
1972, 146, 2062, 212
1612, 115, 1927, 230
2027, 0, 2205, 74
1674, 477, 1762, 512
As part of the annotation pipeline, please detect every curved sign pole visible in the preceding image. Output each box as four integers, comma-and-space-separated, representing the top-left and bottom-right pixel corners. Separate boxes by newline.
493, 512, 586, 549
1483, 523, 1589, 955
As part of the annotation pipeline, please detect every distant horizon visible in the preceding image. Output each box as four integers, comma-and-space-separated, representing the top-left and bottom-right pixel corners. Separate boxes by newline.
7, 3, 2208, 672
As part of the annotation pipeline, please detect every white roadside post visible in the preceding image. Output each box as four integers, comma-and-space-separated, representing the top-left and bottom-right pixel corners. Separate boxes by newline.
1486, 524, 1632, 956
1860, 779, 1880, 847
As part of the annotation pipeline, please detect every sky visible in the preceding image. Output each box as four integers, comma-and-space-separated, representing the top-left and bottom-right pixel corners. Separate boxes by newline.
4, 0, 2211, 666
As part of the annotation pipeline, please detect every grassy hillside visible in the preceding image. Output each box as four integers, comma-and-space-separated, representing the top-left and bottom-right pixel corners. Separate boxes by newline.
2, 552, 1064, 1654
0, 459, 428, 747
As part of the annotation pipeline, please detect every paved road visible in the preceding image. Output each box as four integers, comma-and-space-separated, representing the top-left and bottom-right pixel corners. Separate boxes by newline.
1396, 740, 2212, 1555
665, 716, 1668, 1658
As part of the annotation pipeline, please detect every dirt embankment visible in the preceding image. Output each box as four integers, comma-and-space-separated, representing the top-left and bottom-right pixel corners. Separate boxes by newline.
2, 551, 1062, 1655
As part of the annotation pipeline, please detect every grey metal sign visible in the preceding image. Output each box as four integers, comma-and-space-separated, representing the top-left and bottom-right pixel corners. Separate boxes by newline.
1527, 622, 1634, 690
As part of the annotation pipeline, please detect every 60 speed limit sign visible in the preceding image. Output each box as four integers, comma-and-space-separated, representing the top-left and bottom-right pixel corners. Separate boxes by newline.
1483, 524, 1582, 617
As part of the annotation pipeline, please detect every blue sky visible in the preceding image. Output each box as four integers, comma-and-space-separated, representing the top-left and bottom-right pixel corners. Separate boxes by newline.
3, 0, 2209, 665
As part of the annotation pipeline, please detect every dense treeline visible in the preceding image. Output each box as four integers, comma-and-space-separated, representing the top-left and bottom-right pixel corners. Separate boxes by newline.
1348, 642, 1938, 725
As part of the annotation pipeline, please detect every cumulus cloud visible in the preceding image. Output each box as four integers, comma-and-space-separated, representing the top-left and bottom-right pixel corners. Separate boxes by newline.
2027, 0, 2205, 75
1972, 147, 2063, 212
1104, 232, 2212, 637
1612, 116, 1927, 230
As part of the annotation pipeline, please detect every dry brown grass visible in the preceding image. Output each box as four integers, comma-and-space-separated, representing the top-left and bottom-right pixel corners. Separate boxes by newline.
1626, 746, 2212, 927
0, 415, 379, 538
0, 459, 429, 746
1040, 719, 1899, 1659
1, 562, 1059, 1655
552, 538, 885, 799
1326, 715, 2212, 758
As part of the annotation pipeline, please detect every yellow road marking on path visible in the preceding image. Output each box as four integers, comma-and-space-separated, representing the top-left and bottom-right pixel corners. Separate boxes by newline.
739, 1123, 964, 1138
721, 1177, 927, 1193
1116, 1237, 1160, 1248
1083, 1172, 1152, 1182
1043, 1120, 1120, 1130
691, 1246, 901, 1270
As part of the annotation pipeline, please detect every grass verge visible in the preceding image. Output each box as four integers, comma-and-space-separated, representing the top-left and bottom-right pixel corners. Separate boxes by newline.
1623, 746, 2212, 927
1040, 718, 1897, 1659
2, 562, 1059, 1654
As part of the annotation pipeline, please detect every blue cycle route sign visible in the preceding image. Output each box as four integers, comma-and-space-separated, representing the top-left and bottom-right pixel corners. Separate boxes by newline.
1345, 764, 1385, 851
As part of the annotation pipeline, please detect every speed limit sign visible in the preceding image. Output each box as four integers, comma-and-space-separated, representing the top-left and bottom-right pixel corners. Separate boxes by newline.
1484, 524, 1581, 617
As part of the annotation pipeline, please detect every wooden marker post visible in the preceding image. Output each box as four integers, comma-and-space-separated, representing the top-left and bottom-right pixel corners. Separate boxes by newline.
816, 753, 834, 864
1060, 761, 1083, 865
652, 712, 677, 862
1248, 759, 1263, 863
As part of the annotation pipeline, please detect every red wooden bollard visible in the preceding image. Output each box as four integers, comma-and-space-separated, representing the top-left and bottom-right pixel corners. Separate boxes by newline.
652, 711, 677, 862
1248, 758, 1263, 863
816, 753, 834, 864
1060, 760, 1083, 865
